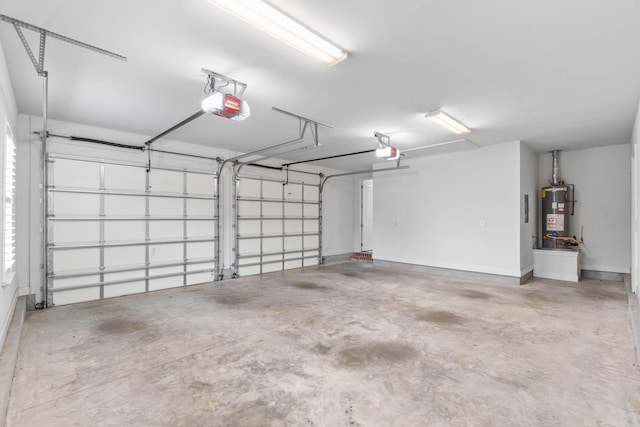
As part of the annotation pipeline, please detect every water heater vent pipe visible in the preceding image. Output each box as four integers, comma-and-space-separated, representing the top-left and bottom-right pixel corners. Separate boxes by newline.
551, 150, 561, 186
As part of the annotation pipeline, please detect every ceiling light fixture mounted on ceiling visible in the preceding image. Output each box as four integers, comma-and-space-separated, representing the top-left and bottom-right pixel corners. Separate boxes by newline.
207, 0, 348, 66
425, 110, 471, 135
374, 132, 400, 160
201, 68, 250, 121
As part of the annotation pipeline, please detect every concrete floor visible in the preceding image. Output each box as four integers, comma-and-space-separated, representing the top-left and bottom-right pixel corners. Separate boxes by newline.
6, 262, 640, 426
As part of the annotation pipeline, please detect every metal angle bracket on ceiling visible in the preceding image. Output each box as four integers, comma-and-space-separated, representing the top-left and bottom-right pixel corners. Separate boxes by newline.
272, 106, 332, 149
202, 68, 248, 98
0, 14, 127, 76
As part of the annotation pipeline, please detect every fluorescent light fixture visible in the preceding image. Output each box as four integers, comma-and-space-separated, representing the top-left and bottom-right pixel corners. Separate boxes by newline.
425, 110, 470, 135
207, 0, 348, 66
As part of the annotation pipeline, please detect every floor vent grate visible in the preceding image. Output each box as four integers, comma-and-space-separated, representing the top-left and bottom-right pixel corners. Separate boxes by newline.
350, 252, 373, 262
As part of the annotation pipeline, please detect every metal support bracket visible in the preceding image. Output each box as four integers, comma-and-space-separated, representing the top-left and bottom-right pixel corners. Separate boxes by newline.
2, 14, 127, 75
202, 68, 248, 98
272, 107, 330, 148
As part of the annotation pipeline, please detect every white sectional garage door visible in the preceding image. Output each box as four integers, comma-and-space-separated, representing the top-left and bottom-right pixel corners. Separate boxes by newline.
235, 175, 320, 276
47, 154, 217, 306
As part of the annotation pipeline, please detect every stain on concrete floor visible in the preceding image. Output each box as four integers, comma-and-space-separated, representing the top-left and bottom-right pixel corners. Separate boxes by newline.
7, 263, 640, 426
290, 282, 327, 291
336, 341, 416, 368
212, 294, 252, 305
459, 289, 493, 299
415, 310, 466, 325
96, 318, 148, 334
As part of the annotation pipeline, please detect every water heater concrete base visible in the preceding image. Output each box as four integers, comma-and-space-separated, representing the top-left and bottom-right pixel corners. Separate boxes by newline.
533, 248, 581, 282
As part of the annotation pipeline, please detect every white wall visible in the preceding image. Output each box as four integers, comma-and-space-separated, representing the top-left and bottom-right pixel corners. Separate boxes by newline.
631, 102, 639, 293
0, 40, 19, 351
17, 116, 356, 303
520, 142, 538, 275
373, 140, 522, 277
538, 144, 631, 273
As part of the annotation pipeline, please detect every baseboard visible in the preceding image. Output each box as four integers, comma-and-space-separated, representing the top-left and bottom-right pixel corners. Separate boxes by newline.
582, 264, 630, 274
623, 274, 632, 292
0, 296, 26, 427
628, 292, 640, 370
519, 269, 534, 285
372, 259, 524, 286
322, 253, 353, 264
582, 270, 625, 282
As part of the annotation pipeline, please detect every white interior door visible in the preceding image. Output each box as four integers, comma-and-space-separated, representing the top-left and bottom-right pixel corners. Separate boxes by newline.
361, 179, 373, 252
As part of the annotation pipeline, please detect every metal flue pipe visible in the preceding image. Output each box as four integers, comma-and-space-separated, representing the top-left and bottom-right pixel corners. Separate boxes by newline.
551, 150, 561, 186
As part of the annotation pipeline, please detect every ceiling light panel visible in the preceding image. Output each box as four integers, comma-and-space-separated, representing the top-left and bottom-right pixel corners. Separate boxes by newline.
208, 0, 348, 65
425, 110, 471, 135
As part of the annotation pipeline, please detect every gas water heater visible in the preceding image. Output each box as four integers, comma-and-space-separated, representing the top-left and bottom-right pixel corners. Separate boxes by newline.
541, 150, 576, 249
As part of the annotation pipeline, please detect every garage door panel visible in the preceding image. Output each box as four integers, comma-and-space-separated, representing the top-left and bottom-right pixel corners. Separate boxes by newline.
304, 220, 318, 233
148, 266, 183, 291
262, 263, 282, 273
239, 239, 260, 255
238, 200, 259, 216
46, 155, 218, 306
149, 244, 182, 263
149, 198, 182, 216
53, 287, 101, 306
105, 195, 145, 216
262, 221, 282, 234
305, 187, 319, 201
304, 204, 319, 217
105, 221, 145, 242
262, 202, 282, 216
262, 181, 281, 198
284, 203, 302, 216
187, 199, 216, 215
149, 169, 183, 193
53, 159, 100, 188
53, 275, 100, 290
238, 179, 260, 197
305, 256, 319, 266
53, 222, 100, 244
262, 237, 282, 252
236, 176, 320, 277
104, 164, 145, 191
53, 193, 100, 216
304, 236, 319, 249
187, 221, 215, 237
187, 174, 216, 196
238, 265, 260, 276
186, 272, 214, 286
285, 236, 302, 250
103, 280, 146, 299
284, 220, 302, 234
53, 249, 99, 273
150, 221, 182, 240
284, 259, 302, 269
238, 221, 260, 235
284, 183, 302, 201
104, 246, 145, 268
186, 241, 215, 259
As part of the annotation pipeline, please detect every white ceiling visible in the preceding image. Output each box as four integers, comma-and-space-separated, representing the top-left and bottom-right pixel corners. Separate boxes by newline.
1, 0, 639, 170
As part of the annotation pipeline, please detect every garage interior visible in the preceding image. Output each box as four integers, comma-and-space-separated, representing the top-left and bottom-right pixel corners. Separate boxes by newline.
0, 1, 639, 425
